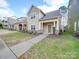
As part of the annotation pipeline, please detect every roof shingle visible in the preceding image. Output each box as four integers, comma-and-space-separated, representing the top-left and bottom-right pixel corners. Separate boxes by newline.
40, 10, 61, 21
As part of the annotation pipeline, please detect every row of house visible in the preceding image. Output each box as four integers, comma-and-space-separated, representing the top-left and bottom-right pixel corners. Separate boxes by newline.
1, 0, 79, 34
0, 6, 68, 35
1, 16, 27, 31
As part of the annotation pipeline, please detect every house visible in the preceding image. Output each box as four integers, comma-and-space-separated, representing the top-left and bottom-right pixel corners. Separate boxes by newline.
68, 0, 79, 32
1, 17, 8, 29
27, 5, 68, 34
0, 20, 3, 29
14, 17, 27, 31
2, 20, 8, 29
7, 16, 17, 30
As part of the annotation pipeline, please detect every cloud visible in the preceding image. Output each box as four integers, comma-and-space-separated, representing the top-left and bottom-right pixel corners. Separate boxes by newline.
43, 0, 64, 6
22, 8, 27, 14
38, 4, 58, 13
22, 8, 28, 17
0, 0, 8, 7
38, 0, 69, 13
0, 0, 14, 17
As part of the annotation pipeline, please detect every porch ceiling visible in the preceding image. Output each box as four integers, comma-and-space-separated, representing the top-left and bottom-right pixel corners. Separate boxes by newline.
39, 19, 58, 23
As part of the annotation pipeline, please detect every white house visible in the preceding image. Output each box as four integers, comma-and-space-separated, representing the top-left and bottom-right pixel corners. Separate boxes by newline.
7, 16, 17, 30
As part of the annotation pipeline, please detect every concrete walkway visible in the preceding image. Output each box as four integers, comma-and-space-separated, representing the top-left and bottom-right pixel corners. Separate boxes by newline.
0, 39, 17, 59
11, 34, 48, 57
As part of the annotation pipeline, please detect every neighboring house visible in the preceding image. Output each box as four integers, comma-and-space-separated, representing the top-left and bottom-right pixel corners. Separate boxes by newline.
27, 5, 68, 34
68, 0, 79, 32
2, 20, 8, 29
7, 16, 17, 30
1, 17, 8, 29
0, 20, 3, 29
14, 17, 27, 31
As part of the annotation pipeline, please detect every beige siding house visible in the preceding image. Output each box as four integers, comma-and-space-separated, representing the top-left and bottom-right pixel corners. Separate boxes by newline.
27, 5, 44, 31
27, 5, 68, 34
14, 17, 27, 31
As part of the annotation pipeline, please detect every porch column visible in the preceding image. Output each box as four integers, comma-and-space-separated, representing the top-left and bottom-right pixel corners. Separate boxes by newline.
41, 23, 43, 31
56, 20, 59, 35
54, 21, 55, 27
22, 24, 23, 31
39, 22, 43, 32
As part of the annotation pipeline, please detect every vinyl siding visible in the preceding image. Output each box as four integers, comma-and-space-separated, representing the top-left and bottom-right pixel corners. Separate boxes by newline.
68, 0, 79, 32
27, 7, 44, 31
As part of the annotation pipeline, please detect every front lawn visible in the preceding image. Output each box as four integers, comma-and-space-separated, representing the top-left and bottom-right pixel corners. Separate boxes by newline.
19, 35, 79, 59
1, 31, 33, 47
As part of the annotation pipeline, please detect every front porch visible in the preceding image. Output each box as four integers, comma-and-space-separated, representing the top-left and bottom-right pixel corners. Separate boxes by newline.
18, 23, 27, 31
39, 19, 59, 35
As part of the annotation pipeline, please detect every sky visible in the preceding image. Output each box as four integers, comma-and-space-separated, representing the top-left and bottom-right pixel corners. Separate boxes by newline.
0, 0, 69, 18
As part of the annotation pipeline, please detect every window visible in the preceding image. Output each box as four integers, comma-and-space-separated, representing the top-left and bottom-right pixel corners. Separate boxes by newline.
74, 21, 76, 31
31, 25, 35, 30
5, 21, 7, 23
69, 5, 71, 9
31, 15, 35, 19
31, 12, 36, 19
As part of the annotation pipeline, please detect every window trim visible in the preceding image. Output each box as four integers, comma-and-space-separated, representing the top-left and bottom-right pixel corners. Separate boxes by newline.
31, 25, 35, 31
30, 12, 36, 19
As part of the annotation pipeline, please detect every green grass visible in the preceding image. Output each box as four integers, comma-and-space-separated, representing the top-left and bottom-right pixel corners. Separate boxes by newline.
1, 32, 33, 46
19, 35, 79, 59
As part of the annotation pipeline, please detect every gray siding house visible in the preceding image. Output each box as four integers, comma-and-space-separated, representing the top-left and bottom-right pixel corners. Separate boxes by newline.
7, 16, 17, 30
68, 0, 79, 32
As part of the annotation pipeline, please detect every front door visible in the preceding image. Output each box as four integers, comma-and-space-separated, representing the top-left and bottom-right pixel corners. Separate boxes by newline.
19, 24, 22, 31
48, 25, 51, 34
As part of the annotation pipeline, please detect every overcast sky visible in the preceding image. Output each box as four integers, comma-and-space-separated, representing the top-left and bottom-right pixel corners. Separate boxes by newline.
0, 0, 69, 17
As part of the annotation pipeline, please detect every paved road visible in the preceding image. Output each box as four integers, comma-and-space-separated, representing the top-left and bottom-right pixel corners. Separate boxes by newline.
11, 34, 48, 57
0, 39, 17, 59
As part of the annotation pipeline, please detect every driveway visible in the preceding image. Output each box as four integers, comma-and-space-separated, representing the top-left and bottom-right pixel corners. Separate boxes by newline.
0, 29, 48, 58
0, 39, 17, 59
0, 29, 17, 36
0, 29, 17, 59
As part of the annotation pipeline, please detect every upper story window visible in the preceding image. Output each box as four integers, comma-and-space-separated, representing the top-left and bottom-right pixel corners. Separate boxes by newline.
31, 15, 35, 19
69, 5, 71, 9
31, 12, 36, 19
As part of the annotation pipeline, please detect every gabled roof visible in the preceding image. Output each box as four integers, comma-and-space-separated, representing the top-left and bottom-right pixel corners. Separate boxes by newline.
14, 17, 27, 24
27, 5, 45, 15
40, 10, 61, 21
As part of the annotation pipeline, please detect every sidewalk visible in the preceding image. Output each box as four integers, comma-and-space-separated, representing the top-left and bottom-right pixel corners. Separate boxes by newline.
11, 34, 48, 57
0, 39, 17, 59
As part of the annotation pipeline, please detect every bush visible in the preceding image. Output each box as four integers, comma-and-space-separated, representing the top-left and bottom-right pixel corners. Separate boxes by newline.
74, 31, 79, 38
